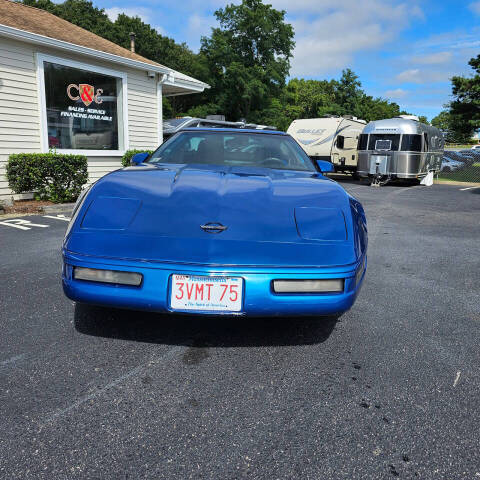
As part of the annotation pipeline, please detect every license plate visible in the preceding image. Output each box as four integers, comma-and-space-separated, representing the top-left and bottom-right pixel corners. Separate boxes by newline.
170, 275, 243, 312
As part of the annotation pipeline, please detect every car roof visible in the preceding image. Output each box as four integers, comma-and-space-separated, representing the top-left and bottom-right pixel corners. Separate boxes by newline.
180, 127, 287, 135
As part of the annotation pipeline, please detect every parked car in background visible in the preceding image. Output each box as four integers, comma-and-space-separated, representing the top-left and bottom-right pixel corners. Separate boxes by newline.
445, 150, 473, 164
441, 156, 465, 172
163, 116, 276, 142
470, 145, 480, 150
63, 128, 367, 317
459, 150, 479, 165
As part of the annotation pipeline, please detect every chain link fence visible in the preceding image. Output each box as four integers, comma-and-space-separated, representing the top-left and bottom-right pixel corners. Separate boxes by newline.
439, 148, 480, 183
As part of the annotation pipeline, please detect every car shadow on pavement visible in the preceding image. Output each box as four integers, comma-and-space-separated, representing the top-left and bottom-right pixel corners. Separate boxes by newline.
74, 303, 340, 347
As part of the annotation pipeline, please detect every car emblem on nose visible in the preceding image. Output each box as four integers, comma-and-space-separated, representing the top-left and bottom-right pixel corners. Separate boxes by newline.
200, 222, 228, 233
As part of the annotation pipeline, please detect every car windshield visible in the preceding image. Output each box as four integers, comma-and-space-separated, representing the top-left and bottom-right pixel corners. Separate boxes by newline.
148, 131, 316, 172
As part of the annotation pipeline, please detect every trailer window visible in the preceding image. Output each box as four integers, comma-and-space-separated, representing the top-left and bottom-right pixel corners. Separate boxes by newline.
400, 134, 422, 152
358, 134, 368, 150
423, 133, 429, 152
368, 134, 399, 151
336, 135, 345, 149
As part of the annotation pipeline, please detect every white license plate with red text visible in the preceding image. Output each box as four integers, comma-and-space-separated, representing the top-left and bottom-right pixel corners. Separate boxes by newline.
170, 275, 243, 312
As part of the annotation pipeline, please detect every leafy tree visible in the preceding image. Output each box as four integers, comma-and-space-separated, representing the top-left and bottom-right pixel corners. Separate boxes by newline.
200, 0, 294, 120
431, 111, 450, 131
334, 69, 363, 116
450, 54, 480, 141
432, 110, 472, 143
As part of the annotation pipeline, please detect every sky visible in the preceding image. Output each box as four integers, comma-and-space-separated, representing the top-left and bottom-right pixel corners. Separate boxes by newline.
94, 0, 480, 121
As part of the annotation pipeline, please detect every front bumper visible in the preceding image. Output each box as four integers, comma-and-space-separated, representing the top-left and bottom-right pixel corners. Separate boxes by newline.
62, 251, 366, 317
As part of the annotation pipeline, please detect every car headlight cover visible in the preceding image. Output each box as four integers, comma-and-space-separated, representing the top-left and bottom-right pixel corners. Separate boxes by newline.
65, 184, 93, 239
294, 207, 347, 241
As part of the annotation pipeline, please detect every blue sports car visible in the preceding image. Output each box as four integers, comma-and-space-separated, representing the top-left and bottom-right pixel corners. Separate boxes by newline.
63, 128, 367, 316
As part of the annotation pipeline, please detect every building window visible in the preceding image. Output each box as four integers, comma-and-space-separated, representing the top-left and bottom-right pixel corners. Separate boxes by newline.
42, 60, 124, 151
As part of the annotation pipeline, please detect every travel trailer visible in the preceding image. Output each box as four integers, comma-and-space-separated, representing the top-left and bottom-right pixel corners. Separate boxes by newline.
357, 115, 444, 184
287, 116, 367, 172
163, 117, 276, 142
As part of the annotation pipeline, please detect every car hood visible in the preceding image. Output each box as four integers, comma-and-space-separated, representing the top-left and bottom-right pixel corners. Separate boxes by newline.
66, 164, 360, 268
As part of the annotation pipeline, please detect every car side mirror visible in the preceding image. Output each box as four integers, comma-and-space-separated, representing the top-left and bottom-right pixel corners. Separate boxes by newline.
131, 152, 150, 165
315, 159, 335, 173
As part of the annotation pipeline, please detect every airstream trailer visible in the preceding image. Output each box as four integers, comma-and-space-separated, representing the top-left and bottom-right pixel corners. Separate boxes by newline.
287, 116, 367, 172
357, 115, 444, 184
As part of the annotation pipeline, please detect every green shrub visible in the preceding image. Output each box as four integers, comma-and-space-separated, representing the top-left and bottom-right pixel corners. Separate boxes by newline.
121, 149, 154, 167
6, 153, 88, 203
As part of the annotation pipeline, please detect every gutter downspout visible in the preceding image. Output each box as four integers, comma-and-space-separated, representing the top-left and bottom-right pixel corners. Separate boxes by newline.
157, 74, 168, 145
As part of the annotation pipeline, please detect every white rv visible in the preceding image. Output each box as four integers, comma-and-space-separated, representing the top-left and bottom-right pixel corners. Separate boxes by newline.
287, 116, 367, 172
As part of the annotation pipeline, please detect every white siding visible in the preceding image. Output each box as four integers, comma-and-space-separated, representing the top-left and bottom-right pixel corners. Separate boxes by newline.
0, 38, 41, 201
86, 157, 122, 184
0, 37, 160, 203
127, 70, 159, 150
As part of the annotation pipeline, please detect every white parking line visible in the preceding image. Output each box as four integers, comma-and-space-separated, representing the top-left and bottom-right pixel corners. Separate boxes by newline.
43, 345, 183, 424
43, 215, 71, 222
0, 218, 49, 230
460, 186, 480, 191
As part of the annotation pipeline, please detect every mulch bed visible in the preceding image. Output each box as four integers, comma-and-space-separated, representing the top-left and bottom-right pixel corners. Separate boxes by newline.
2, 199, 54, 215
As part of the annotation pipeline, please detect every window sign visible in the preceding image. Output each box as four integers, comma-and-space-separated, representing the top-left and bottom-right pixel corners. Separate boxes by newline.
43, 61, 123, 150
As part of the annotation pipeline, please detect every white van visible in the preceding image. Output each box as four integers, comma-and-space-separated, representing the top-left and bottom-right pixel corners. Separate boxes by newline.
287, 116, 367, 172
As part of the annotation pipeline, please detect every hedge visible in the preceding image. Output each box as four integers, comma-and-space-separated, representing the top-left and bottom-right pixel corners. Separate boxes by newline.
6, 153, 88, 203
121, 149, 154, 167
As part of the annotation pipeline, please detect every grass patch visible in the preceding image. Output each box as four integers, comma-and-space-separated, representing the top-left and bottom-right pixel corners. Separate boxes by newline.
445, 144, 479, 150
438, 163, 480, 183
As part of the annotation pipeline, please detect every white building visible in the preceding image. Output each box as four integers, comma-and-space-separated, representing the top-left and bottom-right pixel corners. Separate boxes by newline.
0, 0, 209, 203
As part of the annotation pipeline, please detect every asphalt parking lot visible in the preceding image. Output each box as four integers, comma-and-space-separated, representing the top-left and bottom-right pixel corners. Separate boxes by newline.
1, 181, 479, 479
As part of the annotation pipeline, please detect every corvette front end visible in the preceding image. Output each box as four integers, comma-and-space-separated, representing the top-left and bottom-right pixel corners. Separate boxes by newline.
62, 129, 367, 317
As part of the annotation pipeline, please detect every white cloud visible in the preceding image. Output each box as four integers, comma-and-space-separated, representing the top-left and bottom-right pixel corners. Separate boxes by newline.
469, 1, 480, 15
275, 0, 424, 77
384, 88, 407, 98
104, 7, 152, 24
395, 69, 449, 84
411, 51, 452, 64
415, 29, 480, 51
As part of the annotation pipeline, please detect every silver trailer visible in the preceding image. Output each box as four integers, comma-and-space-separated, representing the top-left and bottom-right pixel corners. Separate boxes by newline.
163, 117, 276, 142
357, 115, 444, 184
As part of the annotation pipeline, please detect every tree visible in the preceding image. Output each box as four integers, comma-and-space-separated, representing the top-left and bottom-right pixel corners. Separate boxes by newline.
334, 69, 362, 116
200, 0, 294, 120
449, 54, 480, 142
431, 111, 450, 131
432, 110, 472, 143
